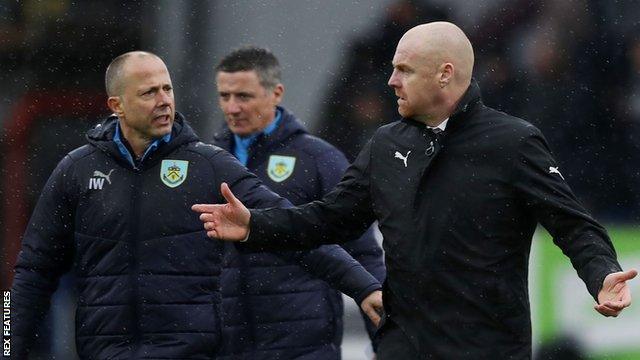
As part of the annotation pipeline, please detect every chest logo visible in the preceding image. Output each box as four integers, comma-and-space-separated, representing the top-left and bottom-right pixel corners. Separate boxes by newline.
161, 160, 189, 188
267, 155, 296, 183
89, 169, 114, 190
549, 166, 565, 180
394, 150, 411, 167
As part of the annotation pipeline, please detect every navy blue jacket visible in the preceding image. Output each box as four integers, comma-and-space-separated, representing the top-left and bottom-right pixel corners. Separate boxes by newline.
212, 107, 385, 359
10, 114, 295, 359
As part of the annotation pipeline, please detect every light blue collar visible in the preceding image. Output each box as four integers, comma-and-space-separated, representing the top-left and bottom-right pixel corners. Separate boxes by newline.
233, 108, 281, 166
114, 121, 172, 167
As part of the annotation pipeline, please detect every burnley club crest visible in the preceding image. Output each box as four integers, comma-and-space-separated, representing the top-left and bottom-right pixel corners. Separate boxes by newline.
267, 155, 296, 183
161, 160, 189, 188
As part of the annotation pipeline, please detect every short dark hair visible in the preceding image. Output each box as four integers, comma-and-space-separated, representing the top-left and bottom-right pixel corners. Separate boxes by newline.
105, 51, 160, 96
216, 46, 281, 89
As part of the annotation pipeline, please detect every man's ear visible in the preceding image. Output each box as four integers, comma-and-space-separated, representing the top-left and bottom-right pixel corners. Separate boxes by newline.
107, 96, 124, 117
439, 62, 455, 88
272, 83, 285, 105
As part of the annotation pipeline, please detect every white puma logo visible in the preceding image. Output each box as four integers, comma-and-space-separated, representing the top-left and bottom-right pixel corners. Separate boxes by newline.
394, 150, 411, 167
93, 169, 114, 184
549, 166, 564, 180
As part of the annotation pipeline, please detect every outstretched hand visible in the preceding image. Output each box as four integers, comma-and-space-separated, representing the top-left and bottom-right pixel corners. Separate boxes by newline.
361, 290, 384, 327
192, 182, 250, 241
595, 268, 638, 317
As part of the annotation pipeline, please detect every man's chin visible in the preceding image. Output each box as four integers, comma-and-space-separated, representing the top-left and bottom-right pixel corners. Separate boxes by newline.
153, 124, 173, 138
397, 108, 410, 118
229, 126, 252, 137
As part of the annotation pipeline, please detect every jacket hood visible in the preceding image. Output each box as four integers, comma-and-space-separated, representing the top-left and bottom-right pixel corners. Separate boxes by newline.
212, 106, 307, 153
86, 111, 199, 168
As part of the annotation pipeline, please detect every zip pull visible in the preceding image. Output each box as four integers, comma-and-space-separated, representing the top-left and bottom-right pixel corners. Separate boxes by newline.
425, 140, 435, 156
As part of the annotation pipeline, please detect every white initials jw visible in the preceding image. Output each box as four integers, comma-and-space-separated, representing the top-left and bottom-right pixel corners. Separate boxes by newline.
89, 169, 114, 190
394, 150, 411, 167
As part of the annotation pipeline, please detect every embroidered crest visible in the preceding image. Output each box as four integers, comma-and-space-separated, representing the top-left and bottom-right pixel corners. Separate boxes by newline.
160, 160, 189, 188
267, 155, 296, 183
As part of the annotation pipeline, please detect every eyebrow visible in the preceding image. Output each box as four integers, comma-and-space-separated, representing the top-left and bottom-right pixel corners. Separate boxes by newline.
139, 84, 171, 93
218, 91, 254, 97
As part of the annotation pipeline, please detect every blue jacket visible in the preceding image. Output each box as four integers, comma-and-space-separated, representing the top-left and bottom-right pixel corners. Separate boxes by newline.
212, 106, 386, 359
10, 114, 292, 359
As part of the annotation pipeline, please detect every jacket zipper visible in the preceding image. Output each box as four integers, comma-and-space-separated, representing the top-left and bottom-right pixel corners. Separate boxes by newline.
129, 166, 143, 353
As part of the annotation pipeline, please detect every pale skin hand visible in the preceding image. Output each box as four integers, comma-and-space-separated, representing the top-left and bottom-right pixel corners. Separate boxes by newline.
191, 182, 250, 241
594, 269, 638, 317
361, 290, 384, 328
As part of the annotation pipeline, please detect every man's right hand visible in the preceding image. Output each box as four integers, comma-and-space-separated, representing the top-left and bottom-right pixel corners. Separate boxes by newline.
192, 182, 250, 241
361, 290, 384, 327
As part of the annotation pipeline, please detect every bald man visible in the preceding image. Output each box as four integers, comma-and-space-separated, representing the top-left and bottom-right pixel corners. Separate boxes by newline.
193, 22, 636, 358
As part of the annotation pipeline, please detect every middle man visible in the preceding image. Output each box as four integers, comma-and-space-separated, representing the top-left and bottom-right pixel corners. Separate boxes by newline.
212, 46, 386, 359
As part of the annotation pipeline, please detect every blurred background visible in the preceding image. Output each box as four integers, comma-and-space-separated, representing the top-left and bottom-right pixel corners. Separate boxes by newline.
1, 0, 640, 359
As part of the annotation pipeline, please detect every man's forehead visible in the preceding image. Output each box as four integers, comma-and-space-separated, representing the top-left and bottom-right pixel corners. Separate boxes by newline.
125, 56, 166, 74
217, 70, 260, 81
125, 58, 170, 82
216, 70, 262, 89
392, 45, 419, 65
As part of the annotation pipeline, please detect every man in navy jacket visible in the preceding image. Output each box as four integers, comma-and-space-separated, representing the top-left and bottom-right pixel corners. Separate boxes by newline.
10, 51, 382, 359
212, 46, 386, 359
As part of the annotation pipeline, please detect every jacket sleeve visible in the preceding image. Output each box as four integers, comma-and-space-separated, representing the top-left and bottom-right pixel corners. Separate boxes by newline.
316, 142, 386, 340
10, 155, 77, 357
279, 245, 381, 305
318, 142, 385, 282
246, 138, 376, 251
512, 127, 622, 301
317, 143, 386, 284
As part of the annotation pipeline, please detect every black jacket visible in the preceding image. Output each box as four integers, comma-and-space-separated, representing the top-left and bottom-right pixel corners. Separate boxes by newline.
10, 114, 290, 359
245, 82, 622, 359
213, 107, 385, 359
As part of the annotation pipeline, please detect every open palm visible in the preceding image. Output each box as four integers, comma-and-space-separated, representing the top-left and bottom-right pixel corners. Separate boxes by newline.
595, 269, 638, 317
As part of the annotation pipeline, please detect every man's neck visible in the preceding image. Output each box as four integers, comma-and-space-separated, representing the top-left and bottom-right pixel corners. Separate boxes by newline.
418, 89, 467, 127
236, 108, 281, 140
121, 130, 152, 159
416, 112, 449, 127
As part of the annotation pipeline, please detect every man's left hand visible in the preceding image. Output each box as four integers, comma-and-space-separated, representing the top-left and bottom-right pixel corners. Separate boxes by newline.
361, 290, 384, 327
595, 269, 638, 317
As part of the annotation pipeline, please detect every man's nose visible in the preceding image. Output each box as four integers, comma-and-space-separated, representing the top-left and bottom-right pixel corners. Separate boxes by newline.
388, 71, 399, 88
157, 90, 173, 106
226, 98, 241, 114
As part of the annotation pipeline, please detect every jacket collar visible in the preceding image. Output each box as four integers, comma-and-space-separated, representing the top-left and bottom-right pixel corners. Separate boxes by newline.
87, 111, 199, 169
212, 106, 307, 154
445, 78, 482, 133
401, 79, 482, 133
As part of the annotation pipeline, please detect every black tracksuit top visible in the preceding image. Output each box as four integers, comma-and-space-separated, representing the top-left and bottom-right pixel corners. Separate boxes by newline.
245, 81, 622, 359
